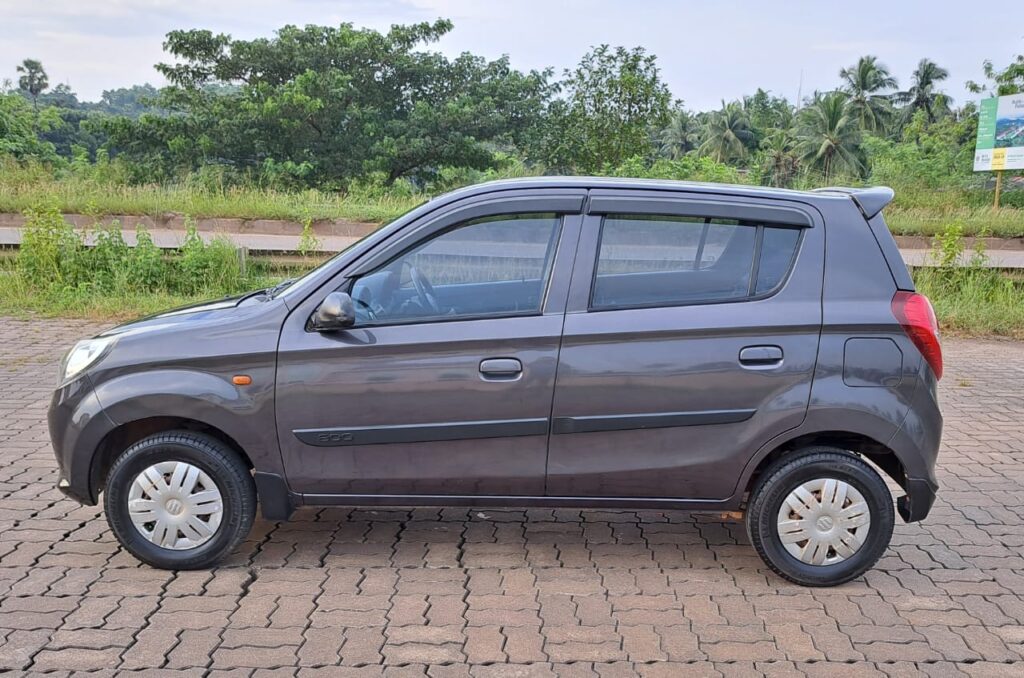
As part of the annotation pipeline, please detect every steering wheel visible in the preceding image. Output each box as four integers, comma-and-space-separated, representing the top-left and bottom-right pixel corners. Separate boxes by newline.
405, 262, 441, 315
352, 294, 378, 322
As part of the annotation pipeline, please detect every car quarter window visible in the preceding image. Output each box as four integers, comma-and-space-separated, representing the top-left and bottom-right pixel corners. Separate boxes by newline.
591, 213, 802, 310
349, 213, 562, 325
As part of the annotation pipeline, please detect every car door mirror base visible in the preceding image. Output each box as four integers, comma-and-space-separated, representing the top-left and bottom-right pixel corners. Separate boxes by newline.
310, 292, 356, 332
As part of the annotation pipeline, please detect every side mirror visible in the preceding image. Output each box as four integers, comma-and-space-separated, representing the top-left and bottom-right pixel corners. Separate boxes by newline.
310, 292, 355, 331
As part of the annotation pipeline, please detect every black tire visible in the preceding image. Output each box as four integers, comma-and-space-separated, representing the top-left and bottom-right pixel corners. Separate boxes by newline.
746, 448, 895, 587
103, 430, 256, 570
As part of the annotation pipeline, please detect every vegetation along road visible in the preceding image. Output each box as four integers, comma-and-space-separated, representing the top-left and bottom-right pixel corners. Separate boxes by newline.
3, 221, 1024, 268
1, 19, 1022, 336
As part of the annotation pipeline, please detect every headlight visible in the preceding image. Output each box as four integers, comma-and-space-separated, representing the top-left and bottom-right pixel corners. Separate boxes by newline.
59, 337, 115, 385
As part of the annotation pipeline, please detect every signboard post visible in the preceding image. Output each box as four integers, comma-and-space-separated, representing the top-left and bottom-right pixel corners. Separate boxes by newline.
974, 94, 1024, 208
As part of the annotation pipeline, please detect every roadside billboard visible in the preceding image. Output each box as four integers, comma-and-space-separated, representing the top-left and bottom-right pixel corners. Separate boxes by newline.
974, 94, 1024, 171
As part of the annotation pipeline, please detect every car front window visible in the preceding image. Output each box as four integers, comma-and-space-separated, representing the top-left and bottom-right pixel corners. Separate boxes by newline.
274, 200, 430, 302
349, 213, 562, 325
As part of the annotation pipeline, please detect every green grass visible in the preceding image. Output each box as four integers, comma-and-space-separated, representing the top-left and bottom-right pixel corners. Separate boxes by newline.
3, 159, 1023, 236
0, 268, 221, 321
0, 204, 309, 321
0, 172, 424, 224
4, 259, 1021, 338
2, 163, 1023, 336
886, 206, 1024, 238
0, 259, 307, 322
913, 267, 1024, 339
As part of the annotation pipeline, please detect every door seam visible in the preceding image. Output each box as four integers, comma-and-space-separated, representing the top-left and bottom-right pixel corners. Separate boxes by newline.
543, 195, 590, 494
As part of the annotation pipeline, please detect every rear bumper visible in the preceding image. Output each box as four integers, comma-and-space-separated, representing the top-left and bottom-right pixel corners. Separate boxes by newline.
888, 365, 942, 522
897, 476, 938, 522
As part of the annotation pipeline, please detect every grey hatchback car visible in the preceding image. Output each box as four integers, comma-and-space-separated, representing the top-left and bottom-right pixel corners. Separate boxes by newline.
49, 178, 943, 586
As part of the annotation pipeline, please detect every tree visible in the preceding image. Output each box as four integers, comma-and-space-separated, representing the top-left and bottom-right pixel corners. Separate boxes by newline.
99, 84, 160, 117
967, 55, 1024, 97
839, 55, 897, 132
796, 92, 863, 182
16, 59, 49, 111
894, 59, 950, 124
743, 88, 792, 150
698, 101, 753, 163
37, 83, 79, 109
657, 108, 700, 159
0, 92, 59, 159
102, 21, 554, 187
759, 126, 800, 187
40, 108, 110, 160
529, 45, 672, 172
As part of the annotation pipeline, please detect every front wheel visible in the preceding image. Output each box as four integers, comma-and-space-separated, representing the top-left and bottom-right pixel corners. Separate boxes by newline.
103, 431, 256, 570
746, 448, 895, 587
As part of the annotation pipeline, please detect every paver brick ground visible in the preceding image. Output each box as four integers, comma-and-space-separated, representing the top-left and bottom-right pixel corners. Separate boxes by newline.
1, 316, 1023, 676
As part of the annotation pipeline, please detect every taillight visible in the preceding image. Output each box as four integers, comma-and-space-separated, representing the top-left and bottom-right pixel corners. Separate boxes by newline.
891, 291, 943, 380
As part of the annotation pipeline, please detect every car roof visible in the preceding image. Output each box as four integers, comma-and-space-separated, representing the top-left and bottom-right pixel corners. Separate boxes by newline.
435, 176, 890, 215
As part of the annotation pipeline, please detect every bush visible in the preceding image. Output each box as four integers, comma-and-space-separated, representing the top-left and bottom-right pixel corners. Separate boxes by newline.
90, 222, 133, 292
173, 218, 245, 294
16, 204, 86, 287
15, 206, 256, 300
913, 224, 1024, 337
128, 228, 166, 291
296, 208, 322, 259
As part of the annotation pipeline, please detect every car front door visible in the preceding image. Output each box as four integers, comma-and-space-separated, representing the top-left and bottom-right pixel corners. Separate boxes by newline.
275, 190, 585, 498
546, 189, 824, 501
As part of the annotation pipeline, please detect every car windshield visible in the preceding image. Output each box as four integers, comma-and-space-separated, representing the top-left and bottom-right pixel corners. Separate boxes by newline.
270, 245, 354, 300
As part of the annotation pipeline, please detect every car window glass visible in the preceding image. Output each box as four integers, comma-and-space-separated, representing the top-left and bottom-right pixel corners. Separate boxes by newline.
350, 213, 561, 324
755, 226, 801, 294
592, 213, 801, 309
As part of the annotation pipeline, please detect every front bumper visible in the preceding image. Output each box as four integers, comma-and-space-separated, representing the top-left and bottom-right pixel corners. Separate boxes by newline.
48, 375, 115, 505
55, 474, 90, 504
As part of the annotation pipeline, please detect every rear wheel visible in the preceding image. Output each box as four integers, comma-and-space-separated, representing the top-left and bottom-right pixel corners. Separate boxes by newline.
746, 448, 894, 586
103, 431, 256, 570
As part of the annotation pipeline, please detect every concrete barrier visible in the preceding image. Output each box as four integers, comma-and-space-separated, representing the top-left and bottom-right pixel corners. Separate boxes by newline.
1, 214, 1022, 268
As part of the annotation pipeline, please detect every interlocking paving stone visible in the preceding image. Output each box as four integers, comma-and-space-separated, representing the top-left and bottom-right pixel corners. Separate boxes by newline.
1, 317, 1023, 674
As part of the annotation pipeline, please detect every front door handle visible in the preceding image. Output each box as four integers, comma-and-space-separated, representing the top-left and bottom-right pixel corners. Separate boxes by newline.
479, 358, 522, 379
739, 345, 783, 367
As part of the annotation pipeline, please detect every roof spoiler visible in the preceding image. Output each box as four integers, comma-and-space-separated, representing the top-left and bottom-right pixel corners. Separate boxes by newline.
812, 186, 895, 219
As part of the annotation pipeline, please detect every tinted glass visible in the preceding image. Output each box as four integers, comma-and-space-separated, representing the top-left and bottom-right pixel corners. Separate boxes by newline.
593, 215, 758, 308
755, 227, 801, 294
351, 213, 560, 324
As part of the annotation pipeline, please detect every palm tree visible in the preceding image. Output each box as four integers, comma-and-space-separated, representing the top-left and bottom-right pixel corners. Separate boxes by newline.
796, 92, 863, 182
893, 58, 950, 124
760, 127, 800, 188
698, 101, 753, 163
839, 55, 897, 132
657, 109, 700, 159
16, 59, 48, 111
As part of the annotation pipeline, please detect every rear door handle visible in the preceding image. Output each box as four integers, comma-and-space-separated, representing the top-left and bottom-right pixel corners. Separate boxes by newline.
739, 345, 783, 366
479, 358, 522, 379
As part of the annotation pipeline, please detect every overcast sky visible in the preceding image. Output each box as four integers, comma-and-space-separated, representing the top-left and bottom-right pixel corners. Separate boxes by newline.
1, 0, 1021, 110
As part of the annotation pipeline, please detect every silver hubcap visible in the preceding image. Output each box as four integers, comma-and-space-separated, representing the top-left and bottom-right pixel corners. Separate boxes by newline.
127, 461, 223, 550
776, 478, 871, 566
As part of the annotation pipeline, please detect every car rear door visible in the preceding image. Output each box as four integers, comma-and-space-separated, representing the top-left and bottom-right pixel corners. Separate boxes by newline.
275, 189, 585, 498
546, 189, 824, 501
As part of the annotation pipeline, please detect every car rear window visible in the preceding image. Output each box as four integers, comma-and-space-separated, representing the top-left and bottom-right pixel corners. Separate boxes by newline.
755, 226, 801, 294
592, 214, 803, 310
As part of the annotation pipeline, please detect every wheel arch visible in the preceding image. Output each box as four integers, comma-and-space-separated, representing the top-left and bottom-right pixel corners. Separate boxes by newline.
89, 416, 252, 502
84, 368, 284, 505
740, 430, 908, 507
